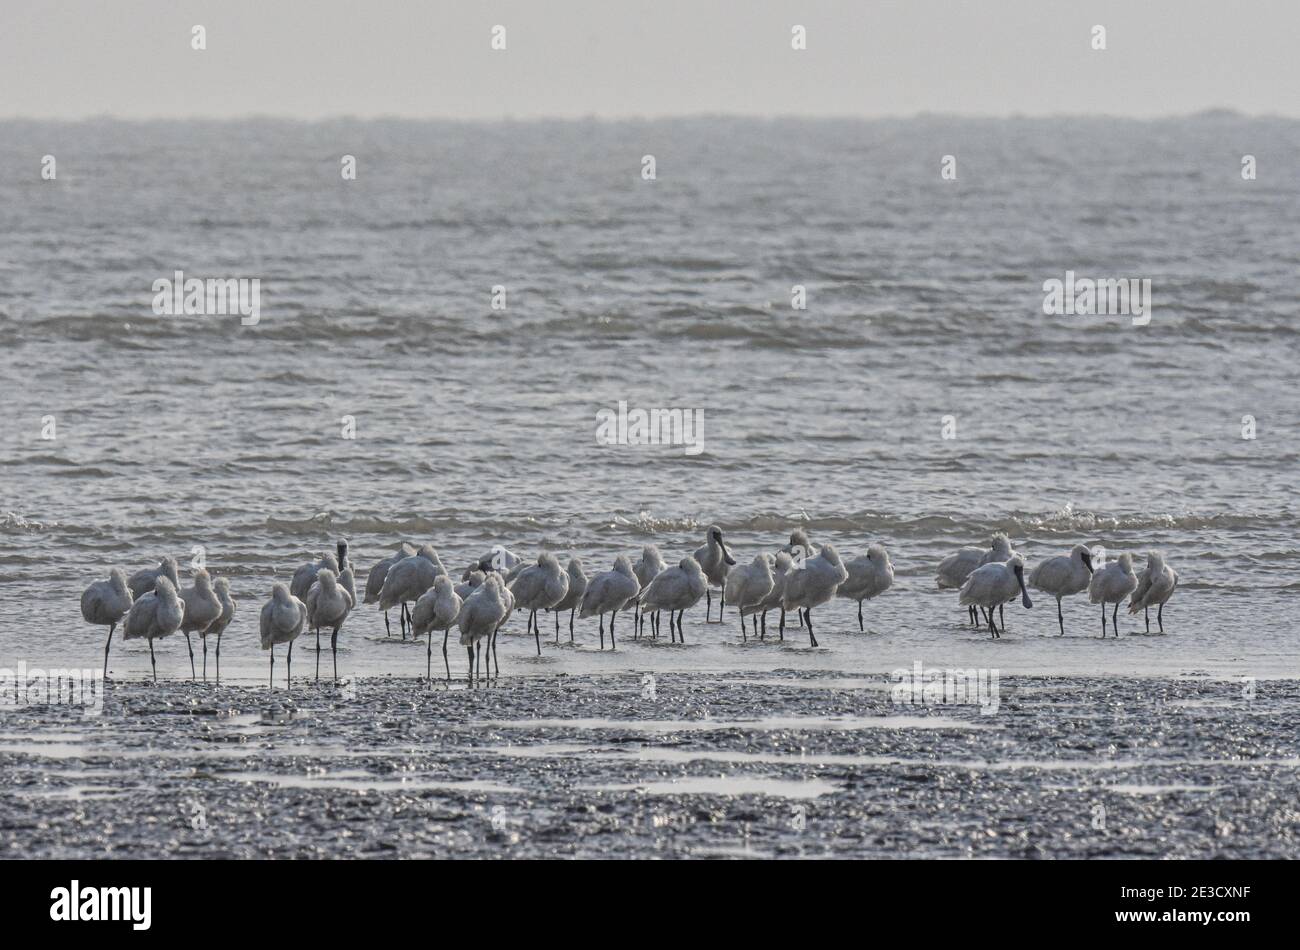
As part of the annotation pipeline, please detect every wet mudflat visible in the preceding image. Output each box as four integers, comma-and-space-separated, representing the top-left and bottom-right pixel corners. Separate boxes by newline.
1, 671, 1297, 859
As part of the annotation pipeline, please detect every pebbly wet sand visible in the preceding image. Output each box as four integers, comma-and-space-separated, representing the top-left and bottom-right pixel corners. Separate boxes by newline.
1, 671, 1297, 859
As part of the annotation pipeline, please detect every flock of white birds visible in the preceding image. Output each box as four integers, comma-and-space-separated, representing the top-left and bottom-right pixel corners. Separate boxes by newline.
78, 527, 1179, 687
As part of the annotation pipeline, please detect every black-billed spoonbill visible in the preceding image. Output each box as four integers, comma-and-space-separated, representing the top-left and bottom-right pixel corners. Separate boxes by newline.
307, 567, 353, 681
508, 553, 569, 655
1028, 544, 1093, 635
410, 575, 462, 682
838, 544, 895, 631
959, 554, 1032, 639
782, 544, 849, 647
260, 583, 306, 689
179, 569, 222, 680
550, 558, 587, 643
127, 557, 180, 600
694, 525, 736, 623
124, 575, 185, 681
640, 557, 707, 643
725, 553, 775, 640
580, 555, 641, 650
1129, 552, 1178, 633
81, 568, 133, 678
1088, 552, 1138, 638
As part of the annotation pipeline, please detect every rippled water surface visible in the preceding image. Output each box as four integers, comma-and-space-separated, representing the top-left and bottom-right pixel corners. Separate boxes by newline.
2, 116, 1298, 681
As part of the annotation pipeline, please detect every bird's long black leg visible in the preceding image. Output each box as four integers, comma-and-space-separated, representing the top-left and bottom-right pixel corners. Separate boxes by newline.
215, 632, 221, 685
442, 628, 450, 683
1144, 606, 1150, 633
705, 589, 712, 623
1057, 597, 1064, 635
287, 641, 293, 690
1112, 602, 1119, 638
599, 614, 605, 650
384, 609, 391, 637
610, 611, 617, 651
569, 607, 576, 643
807, 610, 818, 648
779, 607, 785, 640
332, 628, 339, 681
202, 636, 208, 682
760, 611, 767, 639
999, 604, 1005, 633
185, 633, 196, 680
858, 599, 864, 632
1100, 604, 1107, 638
103, 623, 114, 680
150, 638, 157, 683
1157, 603, 1164, 633
532, 609, 541, 656
466, 646, 474, 684
315, 627, 321, 681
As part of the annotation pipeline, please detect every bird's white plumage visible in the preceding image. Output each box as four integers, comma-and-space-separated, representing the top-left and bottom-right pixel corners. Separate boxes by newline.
580, 555, 641, 618
838, 544, 895, 603
782, 544, 849, 612
725, 554, 775, 615
260, 583, 306, 649
1089, 553, 1138, 605
1129, 552, 1178, 613
81, 568, 133, 627
124, 576, 185, 641
640, 557, 707, 614
179, 569, 223, 635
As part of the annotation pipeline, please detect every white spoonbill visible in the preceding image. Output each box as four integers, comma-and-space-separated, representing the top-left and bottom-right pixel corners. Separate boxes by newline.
410, 575, 463, 683
838, 544, 895, 632
550, 558, 587, 643
694, 525, 737, 623
959, 554, 1032, 639
260, 583, 306, 689
639, 557, 708, 643
579, 555, 641, 650
127, 557, 180, 600
364, 542, 416, 637
307, 567, 353, 681
1028, 544, 1094, 635
455, 570, 486, 601
290, 550, 339, 601
378, 544, 445, 640
753, 552, 795, 639
123, 575, 185, 681
780, 527, 813, 556
509, 553, 569, 655
179, 569, 223, 681
1088, 552, 1138, 638
81, 568, 133, 678
937, 534, 1015, 626
1129, 552, 1178, 633
782, 544, 849, 647
203, 577, 236, 684
458, 574, 510, 683
632, 545, 667, 637
725, 554, 775, 641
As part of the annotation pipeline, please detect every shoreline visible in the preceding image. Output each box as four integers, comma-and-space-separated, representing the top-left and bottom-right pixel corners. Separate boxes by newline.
2, 670, 1296, 859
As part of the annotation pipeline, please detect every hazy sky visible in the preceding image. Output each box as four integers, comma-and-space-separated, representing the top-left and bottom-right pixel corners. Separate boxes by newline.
3, 0, 1297, 120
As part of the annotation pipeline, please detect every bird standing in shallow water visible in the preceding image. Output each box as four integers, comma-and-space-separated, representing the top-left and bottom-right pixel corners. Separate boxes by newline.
508, 553, 569, 655
179, 569, 223, 680
81, 568, 133, 679
203, 577, 236, 683
364, 542, 416, 637
1089, 552, 1138, 638
725, 553, 775, 641
1129, 552, 1178, 633
959, 554, 1032, 639
307, 567, 353, 681
549, 557, 587, 643
782, 544, 849, 647
837, 544, 894, 632
458, 574, 510, 684
632, 545, 667, 638
260, 583, 306, 689
639, 557, 707, 643
580, 556, 641, 650
694, 525, 736, 623
1028, 544, 1093, 635
124, 575, 185, 681
410, 575, 463, 683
